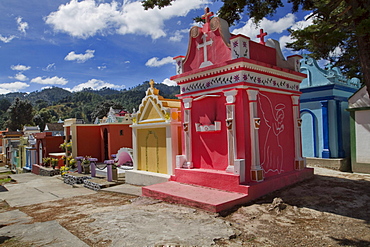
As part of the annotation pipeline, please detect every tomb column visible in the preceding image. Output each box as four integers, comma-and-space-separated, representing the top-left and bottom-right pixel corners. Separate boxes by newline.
224, 90, 238, 172
183, 98, 193, 168
321, 100, 331, 158
292, 95, 305, 169
247, 89, 264, 182
336, 100, 345, 157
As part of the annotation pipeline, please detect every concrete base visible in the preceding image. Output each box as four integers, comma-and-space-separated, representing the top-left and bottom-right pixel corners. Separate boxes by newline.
306, 157, 350, 172
143, 181, 248, 212
143, 168, 314, 212
351, 162, 370, 174
125, 170, 170, 186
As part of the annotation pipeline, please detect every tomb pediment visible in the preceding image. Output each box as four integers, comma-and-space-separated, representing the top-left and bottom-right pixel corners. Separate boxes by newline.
134, 80, 180, 124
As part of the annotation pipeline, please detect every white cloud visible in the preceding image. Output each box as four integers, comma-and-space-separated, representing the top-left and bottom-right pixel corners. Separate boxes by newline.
329, 46, 345, 57
97, 65, 107, 70
161, 78, 177, 86
0, 35, 16, 43
169, 29, 189, 42
232, 13, 314, 52
65, 49, 95, 63
0, 82, 29, 94
10, 72, 28, 81
31, 76, 68, 85
43, 63, 56, 71
45, 0, 208, 39
145, 56, 174, 67
16, 17, 29, 34
69, 79, 124, 92
278, 14, 314, 51
232, 13, 296, 42
11, 64, 31, 71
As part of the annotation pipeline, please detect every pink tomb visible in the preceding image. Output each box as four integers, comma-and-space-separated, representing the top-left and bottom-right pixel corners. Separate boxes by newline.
143, 8, 314, 212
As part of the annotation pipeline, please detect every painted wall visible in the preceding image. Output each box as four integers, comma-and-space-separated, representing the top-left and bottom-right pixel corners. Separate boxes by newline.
34, 133, 64, 165
137, 128, 167, 174
74, 125, 101, 161
100, 124, 133, 160
257, 91, 295, 177
354, 110, 370, 163
190, 94, 228, 170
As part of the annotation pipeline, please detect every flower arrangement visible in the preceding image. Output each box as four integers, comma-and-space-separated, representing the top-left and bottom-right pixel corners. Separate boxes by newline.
59, 142, 66, 150
50, 158, 59, 169
60, 166, 70, 176
42, 157, 51, 167
69, 158, 77, 169
59, 141, 72, 153
66, 141, 72, 152
82, 156, 91, 166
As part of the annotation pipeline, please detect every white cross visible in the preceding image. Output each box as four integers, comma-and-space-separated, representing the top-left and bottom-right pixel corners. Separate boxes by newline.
197, 33, 213, 68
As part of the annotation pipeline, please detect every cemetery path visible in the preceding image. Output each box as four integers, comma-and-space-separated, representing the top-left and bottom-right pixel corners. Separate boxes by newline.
0, 167, 369, 246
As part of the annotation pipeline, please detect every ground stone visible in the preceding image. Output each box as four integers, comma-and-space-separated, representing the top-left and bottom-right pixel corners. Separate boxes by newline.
87, 203, 235, 246
0, 220, 89, 247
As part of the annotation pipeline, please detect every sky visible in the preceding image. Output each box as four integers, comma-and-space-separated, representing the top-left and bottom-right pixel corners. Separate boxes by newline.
0, 0, 313, 95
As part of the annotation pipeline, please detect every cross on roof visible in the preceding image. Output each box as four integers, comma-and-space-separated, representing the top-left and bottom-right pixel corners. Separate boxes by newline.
197, 33, 214, 68
257, 29, 267, 45
202, 7, 213, 23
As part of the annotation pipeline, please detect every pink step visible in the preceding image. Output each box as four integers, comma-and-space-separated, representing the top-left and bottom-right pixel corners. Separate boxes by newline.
170, 168, 249, 194
142, 181, 249, 212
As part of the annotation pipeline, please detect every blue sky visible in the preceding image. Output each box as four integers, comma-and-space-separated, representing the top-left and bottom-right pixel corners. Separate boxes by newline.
0, 0, 312, 94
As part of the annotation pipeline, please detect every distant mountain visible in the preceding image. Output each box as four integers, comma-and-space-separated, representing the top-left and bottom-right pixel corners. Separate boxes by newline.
0, 82, 180, 129
26, 87, 73, 105
0, 92, 28, 102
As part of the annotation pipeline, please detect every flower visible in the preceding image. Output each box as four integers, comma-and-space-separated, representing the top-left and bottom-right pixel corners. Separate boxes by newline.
60, 166, 70, 176
42, 157, 51, 166
82, 156, 91, 165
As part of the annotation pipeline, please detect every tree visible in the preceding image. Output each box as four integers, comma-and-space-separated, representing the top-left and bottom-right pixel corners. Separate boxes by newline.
33, 108, 52, 131
0, 98, 11, 112
142, 0, 370, 96
6, 98, 34, 131
90, 100, 123, 121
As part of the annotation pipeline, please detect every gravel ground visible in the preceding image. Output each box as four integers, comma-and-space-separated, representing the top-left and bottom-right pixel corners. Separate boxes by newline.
1, 166, 370, 246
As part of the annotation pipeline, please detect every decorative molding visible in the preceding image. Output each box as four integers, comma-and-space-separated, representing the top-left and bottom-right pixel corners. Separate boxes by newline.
223, 90, 238, 103
195, 121, 221, 132
180, 70, 300, 94
194, 94, 221, 101
183, 98, 193, 109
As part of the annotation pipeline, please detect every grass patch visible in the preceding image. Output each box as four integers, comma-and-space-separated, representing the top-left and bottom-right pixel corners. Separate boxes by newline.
0, 177, 11, 185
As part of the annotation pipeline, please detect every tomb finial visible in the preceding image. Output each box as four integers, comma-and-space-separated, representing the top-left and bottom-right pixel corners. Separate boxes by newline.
257, 29, 267, 45
149, 79, 155, 89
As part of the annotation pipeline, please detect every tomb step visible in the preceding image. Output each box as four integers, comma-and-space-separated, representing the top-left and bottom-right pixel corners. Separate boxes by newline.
170, 168, 249, 194
83, 178, 116, 191
142, 181, 249, 213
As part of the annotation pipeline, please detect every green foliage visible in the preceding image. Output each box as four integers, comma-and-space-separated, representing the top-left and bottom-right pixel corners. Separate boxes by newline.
90, 100, 124, 121
26, 87, 73, 105
0, 98, 11, 112
0, 82, 180, 129
6, 98, 34, 131
33, 108, 53, 131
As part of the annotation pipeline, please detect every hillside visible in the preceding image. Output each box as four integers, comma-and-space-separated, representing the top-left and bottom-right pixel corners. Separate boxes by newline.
0, 82, 180, 130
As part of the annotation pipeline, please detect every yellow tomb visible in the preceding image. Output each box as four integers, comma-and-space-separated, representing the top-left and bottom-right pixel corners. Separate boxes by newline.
127, 80, 181, 185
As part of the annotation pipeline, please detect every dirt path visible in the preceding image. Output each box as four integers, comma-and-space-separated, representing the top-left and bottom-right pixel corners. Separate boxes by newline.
1, 167, 370, 246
